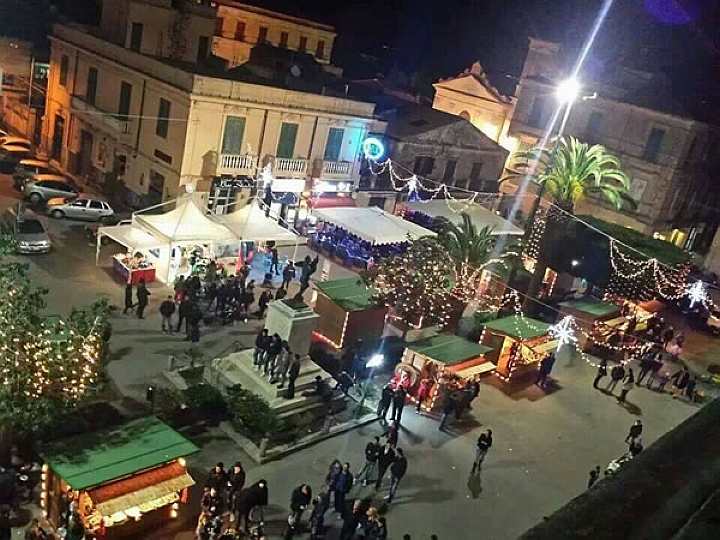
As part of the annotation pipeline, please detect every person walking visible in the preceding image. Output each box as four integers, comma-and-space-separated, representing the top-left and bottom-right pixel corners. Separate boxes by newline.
257, 289, 272, 318
286, 354, 302, 399
587, 466, 601, 488
159, 295, 176, 333
617, 368, 635, 404
670, 366, 690, 398
270, 246, 280, 275
385, 421, 399, 448
377, 384, 393, 421
593, 359, 608, 389
646, 353, 663, 388
332, 463, 354, 514
254, 329, 270, 367
358, 436, 381, 486
385, 448, 407, 503
299, 255, 319, 295
637, 349, 654, 384
535, 352, 556, 388
391, 387, 407, 424
187, 304, 202, 343
123, 282, 134, 314
136, 279, 150, 319
282, 261, 296, 290
438, 392, 455, 431
471, 429, 493, 473
606, 363, 625, 394
177, 296, 191, 333
375, 442, 396, 490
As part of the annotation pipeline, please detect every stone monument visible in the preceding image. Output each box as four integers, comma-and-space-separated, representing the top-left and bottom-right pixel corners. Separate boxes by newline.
264, 298, 319, 357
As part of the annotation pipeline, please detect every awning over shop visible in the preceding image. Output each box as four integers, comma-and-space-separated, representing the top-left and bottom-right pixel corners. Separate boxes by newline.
93, 471, 194, 516
211, 203, 304, 245
313, 206, 435, 245
97, 224, 167, 252
403, 200, 523, 236
134, 198, 237, 243
310, 196, 356, 209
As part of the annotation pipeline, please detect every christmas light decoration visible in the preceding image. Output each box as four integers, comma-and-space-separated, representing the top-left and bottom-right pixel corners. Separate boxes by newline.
549, 315, 577, 350
362, 137, 385, 160
686, 280, 707, 308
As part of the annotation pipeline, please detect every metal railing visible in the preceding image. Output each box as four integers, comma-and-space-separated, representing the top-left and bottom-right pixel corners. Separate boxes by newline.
274, 157, 308, 176
219, 154, 257, 173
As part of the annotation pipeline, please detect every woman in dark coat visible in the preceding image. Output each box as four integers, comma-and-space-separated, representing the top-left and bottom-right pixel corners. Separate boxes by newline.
234, 479, 268, 532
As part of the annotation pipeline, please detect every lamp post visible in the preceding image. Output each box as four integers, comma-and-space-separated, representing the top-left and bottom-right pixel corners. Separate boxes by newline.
355, 353, 384, 417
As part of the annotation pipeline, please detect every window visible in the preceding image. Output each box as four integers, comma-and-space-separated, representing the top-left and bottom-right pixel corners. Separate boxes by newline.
258, 26, 268, 44
59, 55, 69, 87
115, 154, 127, 176
413, 156, 434, 176
1, 73, 15, 86
215, 17, 224, 36
443, 160, 457, 182
51, 114, 64, 160
324, 128, 344, 161
298, 36, 307, 52
643, 127, 665, 163
154, 149, 172, 164
71, 199, 88, 207
585, 111, 603, 144
197, 36, 209, 63
469, 162, 484, 186
528, 96, 546, 127
86, 67, 98, 105
221, 116, 246, 154
118, 81, 132, 119
89, 200, 104, 210
235, 21, 245, 40
276, 122, 298, 158
129, 22, 143, 52
156, 98, 170, 138
280, 31, 288, 48
316, 40, 325, 59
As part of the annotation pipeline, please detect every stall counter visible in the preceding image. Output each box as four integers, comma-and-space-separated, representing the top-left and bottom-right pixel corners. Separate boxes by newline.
113, 255, 156, 284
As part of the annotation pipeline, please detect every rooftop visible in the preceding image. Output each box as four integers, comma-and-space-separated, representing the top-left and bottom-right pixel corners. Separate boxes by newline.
483, 315, 550, 341
408, 334, 493, 365
315, 277, 377, 311
558, 298, 619, 318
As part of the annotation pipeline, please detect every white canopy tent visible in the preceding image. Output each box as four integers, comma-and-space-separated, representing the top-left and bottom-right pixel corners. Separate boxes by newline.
211, 203, 304, 246
313, 206, 435, 245
96, 223, 167, 253
134, 198, 236, 243
403, 200, 523, 236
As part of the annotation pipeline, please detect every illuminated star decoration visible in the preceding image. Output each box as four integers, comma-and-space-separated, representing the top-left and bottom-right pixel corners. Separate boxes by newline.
686, 280, 706, 308
549, 315, 577, 350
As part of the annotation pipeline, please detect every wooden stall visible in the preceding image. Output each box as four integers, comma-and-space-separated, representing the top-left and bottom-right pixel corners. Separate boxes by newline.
480, 315, 555, 382
313, 278, 388, 349
397, 334, 495, 411
40, 417, 198, 539
558, 298, 620, 351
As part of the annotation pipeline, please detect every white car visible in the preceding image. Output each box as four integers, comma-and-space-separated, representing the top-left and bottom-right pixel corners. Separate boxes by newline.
47, 196, 115, 222
0, 136, 31, 150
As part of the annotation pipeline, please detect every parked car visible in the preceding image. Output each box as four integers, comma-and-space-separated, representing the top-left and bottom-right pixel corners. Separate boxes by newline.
0, 145, 32, 173
0, 136, 31, 149
13, 159, 54, 190
14, 216, 51, 254
47, 196, 115, 222
23, 174, 79, 204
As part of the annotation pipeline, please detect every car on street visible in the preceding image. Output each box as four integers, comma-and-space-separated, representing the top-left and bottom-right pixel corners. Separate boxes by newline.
23, 174, 79, 204
47, 196, 115, 222
0, 145, 33, 173
12, 159, 54, 190
13, 215, 51, 254
0, 136, 31, 150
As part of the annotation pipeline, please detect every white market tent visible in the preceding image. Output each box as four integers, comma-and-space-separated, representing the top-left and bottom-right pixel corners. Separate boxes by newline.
211, 203, 303, 246
134, 197, 237, 243
97, 223, 167, 252
313, 206, 435, 245
403, 200, 523, 236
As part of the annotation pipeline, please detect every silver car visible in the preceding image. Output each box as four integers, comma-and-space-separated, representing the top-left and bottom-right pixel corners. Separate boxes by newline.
24, 174, 79, 204
14, 217, 51, 254
47, 196, 115, 222
13, 159, 54, 190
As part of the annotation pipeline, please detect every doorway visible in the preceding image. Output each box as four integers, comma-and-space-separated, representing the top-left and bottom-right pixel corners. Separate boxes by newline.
79, 129, 94, 178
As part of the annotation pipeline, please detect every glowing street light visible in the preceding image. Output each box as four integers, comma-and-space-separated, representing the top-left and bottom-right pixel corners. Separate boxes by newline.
555, 77, 581, 104
366, 353, 384, 369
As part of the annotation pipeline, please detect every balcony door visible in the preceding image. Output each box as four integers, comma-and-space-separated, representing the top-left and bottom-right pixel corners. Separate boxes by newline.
221, 116, 246, 155
276, 122, 298, 159
324, 128, 344, 161
79, 130, 94, 178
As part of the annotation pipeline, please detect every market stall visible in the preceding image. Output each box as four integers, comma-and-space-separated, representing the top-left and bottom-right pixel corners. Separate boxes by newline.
96, 224, 166, 284
558, 298, 619, 351
40, 416, 198, 539
402, 199, 524, 236
480, 315, 555, 382
112, 253, 156, 284
396, 334, 494, 411
313, 277, 388, 349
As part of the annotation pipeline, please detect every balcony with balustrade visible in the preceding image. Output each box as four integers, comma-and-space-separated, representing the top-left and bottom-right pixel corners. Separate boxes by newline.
273, 157, 308, 177
314, 159, 353, 179
217, 154, 258, 176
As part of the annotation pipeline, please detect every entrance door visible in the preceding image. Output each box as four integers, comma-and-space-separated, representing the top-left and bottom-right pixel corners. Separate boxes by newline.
51, 115, 64, 161
79, 130, 94, 178
148, 170, 165, 206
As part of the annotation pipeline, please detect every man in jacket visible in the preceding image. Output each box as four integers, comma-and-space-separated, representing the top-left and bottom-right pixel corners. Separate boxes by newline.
177, 297, 192, 333
375, 442, 396, 490
333, 463, 354, 514
289, 483, 312, 530
358, 436, 381, 486
391, 387, 406, 424
227, 461, 246, 511
286, 354, 302, 399
136, 279, 150, 319
254, 329, 270, 367
282, 261, 296, 290
385, 448, 407, 503
159, 295, 175, 333
264, 334, 282, 375
377, 384, 393, 421
472, 429, 493, 473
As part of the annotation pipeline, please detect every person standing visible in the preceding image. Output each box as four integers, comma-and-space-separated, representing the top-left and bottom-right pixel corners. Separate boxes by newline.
471, 429, 493, 473
375, 442, 396, 490
646, 353, 663, 388
257, 289, 272, 318
286, 354, 302, 399
333, 463, 354, 514
415, 379, 431, 412
282, 261, 296, 290
637, 349, 654, 385
136, 279, 150, 319
385, 421, 399, 448
270, 246, 280, 275
270, 341, 291, 385
536, 352, 556, 388
670, 366, 690, 398
299, 255, 319, 295
606, 363, 626, 394
289, 483, 312, 532
227, 461, 246, 513
385, 448, 407, 503
187, 304, 202, 343
159, 295, 176, 333
264, 334, 282, 375
617, 368, 635, 403
587, 465, 601, 488
391, 387, 407, 424
358, 436, 381, 486
377, 384, 393, 421
438, 392, 455, 431
593, 358, 608, 389
309, 493, 330, 540
123, 282, 134, 314
625, 420, 642, 445
339, 500, 365, 540
177, 296, 191, 333
254, 329, 270, 367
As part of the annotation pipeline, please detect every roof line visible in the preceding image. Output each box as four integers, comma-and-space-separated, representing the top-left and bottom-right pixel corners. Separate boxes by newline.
216, 1, 336, 34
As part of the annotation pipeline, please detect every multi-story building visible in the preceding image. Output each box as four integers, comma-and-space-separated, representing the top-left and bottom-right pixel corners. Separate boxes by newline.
44, 0, 381, 217
434, 38, 720, 253
212, 1, 336, 69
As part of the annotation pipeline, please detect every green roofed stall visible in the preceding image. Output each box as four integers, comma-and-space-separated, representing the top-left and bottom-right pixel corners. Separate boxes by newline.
558, 298, 619, 318
482, 315, 551, 341
314, 278, 387, 349
407, 334, 493, 366
41, 416, 199, 491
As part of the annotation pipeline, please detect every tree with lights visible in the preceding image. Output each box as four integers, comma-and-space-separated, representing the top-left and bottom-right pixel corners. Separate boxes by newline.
0, 232, 109, 460
504, 136, 636, 300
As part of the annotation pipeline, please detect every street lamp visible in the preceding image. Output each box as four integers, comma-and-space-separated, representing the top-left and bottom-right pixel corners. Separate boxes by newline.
366, 354, 384, 369
555, 77, 581, 104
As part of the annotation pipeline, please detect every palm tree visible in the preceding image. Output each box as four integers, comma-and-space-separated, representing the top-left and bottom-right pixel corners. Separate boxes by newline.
503, 136, 636, 302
